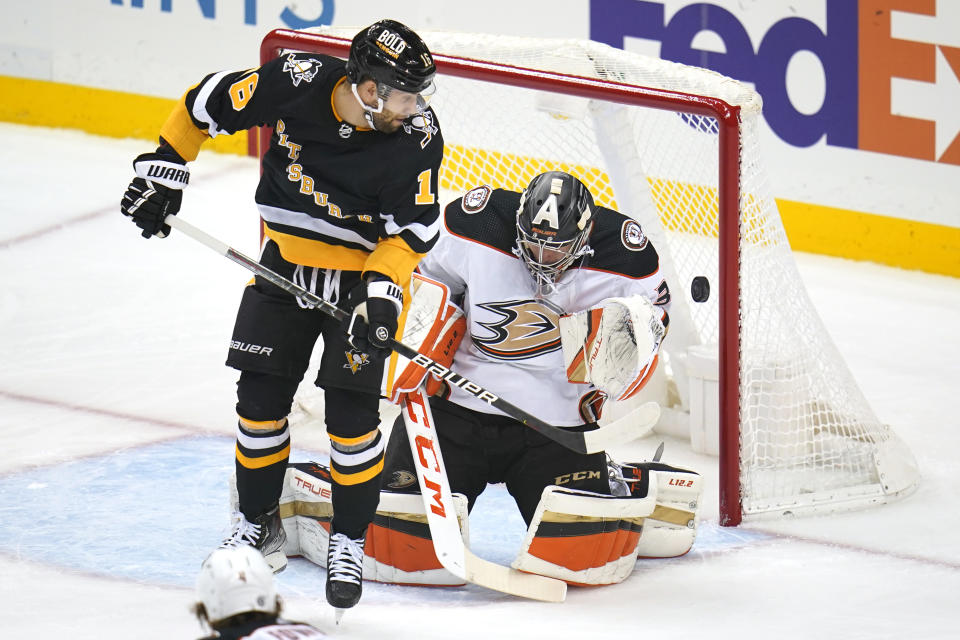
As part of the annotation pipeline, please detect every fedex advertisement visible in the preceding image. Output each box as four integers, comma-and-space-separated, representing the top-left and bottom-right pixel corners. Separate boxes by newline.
590, 0, 960, 166
1, 0, 957, 271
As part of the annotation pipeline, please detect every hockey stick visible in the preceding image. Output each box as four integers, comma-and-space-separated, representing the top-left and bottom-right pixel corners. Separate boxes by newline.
165, 215, 659, 454
400, 388, 566, 602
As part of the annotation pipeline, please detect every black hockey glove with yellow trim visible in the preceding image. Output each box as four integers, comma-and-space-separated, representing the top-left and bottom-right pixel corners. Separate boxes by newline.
120, 148, 190, 239
344, 275, 403, 361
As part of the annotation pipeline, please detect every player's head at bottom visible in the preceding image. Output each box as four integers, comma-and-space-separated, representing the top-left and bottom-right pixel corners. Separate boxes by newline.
193, 546, 282, 632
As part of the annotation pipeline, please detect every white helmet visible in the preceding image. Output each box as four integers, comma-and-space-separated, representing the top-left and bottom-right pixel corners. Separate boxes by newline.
196, 546, 279, 624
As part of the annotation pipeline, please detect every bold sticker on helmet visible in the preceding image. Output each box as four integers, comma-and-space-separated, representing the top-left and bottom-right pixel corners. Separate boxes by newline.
377, 30, 407, 59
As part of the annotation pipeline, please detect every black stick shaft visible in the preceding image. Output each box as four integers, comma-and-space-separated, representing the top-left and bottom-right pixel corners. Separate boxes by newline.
166, 216, 590, 454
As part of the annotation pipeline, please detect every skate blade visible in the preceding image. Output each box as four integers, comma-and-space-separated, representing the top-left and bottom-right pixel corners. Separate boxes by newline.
264, 551, 287, 574
333, 607, 347, 625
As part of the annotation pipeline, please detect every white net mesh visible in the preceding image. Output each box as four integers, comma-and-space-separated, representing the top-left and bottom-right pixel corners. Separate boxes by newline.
279, 28, 918, 521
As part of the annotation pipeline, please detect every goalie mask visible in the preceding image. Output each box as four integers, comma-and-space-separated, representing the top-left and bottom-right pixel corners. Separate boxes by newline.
346, 20, 437, 126
196, 546, 279, 625
515, 171, 595, 293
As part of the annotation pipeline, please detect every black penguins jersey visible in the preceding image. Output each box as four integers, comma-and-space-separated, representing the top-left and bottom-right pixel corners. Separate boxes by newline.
158, 52, 443, 284
416, 185, 671, 426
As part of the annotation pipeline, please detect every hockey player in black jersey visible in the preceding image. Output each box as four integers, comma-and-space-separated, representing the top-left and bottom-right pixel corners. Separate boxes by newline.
194, 546, 327, 639
120, 20, 443, 613
375, 171, 703, 586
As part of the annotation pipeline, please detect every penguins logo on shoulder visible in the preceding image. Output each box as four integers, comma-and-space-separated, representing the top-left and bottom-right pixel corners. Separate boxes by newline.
621, 220, 648, 251
462, 185, 492, 214
282, 53, 323, 87
403, 111, 438, 149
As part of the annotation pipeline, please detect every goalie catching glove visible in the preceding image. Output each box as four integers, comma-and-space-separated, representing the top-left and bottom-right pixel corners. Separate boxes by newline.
120, 147, 190, 239
560, 295, 667, 401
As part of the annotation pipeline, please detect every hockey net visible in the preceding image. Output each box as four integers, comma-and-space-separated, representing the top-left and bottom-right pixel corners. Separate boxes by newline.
258, 28, 919, 525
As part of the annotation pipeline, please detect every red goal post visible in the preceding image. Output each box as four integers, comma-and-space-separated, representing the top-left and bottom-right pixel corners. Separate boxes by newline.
254, 28, 919, 526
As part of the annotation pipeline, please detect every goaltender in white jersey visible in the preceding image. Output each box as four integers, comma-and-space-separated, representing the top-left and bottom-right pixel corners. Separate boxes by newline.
378, 171, 703, 586
414, 175, 671, 426
264, 172, 704, 589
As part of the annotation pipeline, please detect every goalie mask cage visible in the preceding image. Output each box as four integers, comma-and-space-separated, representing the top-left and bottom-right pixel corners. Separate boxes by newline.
257, 28, 919, 526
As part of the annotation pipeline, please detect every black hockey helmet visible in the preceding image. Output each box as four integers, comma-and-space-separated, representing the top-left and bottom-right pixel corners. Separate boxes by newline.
346, 19, 436, 95
516, 171, 595, 289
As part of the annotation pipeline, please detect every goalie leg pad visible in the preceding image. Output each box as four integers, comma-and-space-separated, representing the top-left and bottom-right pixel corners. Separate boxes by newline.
511, 485, 657, 586
249, 462, 470, 586
620, 461, 703, 558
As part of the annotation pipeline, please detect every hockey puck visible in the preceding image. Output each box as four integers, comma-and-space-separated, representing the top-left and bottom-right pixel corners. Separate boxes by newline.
691, 276, 710, 302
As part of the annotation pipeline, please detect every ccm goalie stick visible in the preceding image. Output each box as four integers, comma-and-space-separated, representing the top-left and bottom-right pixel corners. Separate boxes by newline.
400, 388, 566, 602
165, 215, 659, 454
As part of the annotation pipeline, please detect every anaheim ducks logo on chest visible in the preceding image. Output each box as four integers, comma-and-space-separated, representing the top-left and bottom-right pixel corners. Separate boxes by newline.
472, 300, 561, 360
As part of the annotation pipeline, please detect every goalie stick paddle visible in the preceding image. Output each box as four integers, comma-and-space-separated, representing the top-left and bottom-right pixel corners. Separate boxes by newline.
400, 388, 566, 602
164, 215, 659, 454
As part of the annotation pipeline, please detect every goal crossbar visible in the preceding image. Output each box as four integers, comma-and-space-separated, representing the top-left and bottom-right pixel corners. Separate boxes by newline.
254, 27, 919, 527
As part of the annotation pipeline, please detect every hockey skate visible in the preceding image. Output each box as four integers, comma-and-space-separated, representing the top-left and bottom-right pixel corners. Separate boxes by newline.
218, 504, 287, 573
326, 532, 365, 622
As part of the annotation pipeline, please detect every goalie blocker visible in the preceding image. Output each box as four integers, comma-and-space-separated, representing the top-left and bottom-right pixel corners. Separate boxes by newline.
383, 272, 465, 403
234, 458, 701, 587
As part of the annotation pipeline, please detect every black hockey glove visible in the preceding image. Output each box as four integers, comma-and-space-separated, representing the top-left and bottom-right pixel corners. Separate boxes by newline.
120, 150, 190, 238
345, 275, 403, 361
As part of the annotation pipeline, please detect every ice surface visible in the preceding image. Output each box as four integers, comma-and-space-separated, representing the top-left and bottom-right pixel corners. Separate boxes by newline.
1, 122, 959, 638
